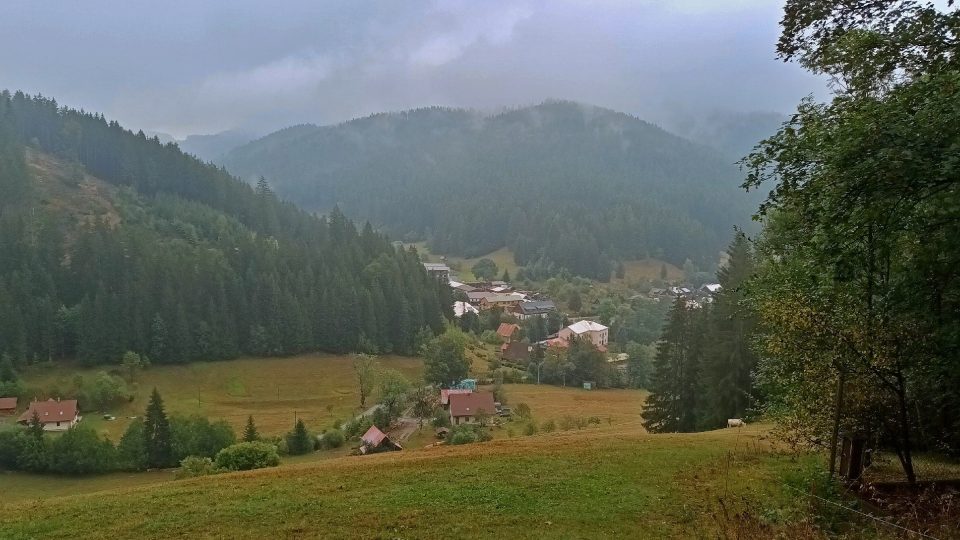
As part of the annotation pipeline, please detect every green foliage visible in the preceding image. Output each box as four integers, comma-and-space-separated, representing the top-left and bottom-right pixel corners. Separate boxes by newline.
176, 456, 218, 479
744, 1, 960, 478
0, 91, 447, 367
513, 402, 531, 419
48, 426, 117, 475
117, 418, 148, 471
352, 354, 378, 408
422, 329, 470, 387
75, 371, 132, 412
223, 102, 754, 279
542, 419, 556, 433
471, 258, 498, 281
523, 423, 538, 436
377, 368, 411, 422
143, 388, 174, 468
318, 429, 345, 450
285, 419, 313, 455
170, 415, 236, 461
214, 441, 280, 471
447, 424, 492, 445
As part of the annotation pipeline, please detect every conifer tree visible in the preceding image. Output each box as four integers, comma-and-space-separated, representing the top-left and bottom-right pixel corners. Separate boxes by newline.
285, 419, 313, 455
642, 297, 702, 432
143, 388, 173, 468
242, 415, 259, 443
700, 232, 757, 427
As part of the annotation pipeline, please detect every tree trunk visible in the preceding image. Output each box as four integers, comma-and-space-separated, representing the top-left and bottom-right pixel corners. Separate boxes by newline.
828, 371, 846, 479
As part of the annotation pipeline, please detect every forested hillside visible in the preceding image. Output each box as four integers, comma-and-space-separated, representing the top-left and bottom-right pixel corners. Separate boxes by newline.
0, 91, 449, 368
224, 101, 754, 279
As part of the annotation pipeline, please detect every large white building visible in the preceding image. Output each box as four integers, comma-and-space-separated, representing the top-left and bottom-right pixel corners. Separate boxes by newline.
558, 320, 609, 350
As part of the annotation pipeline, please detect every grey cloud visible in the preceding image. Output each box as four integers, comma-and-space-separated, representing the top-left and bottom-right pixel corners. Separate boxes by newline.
0, 0, 824, 137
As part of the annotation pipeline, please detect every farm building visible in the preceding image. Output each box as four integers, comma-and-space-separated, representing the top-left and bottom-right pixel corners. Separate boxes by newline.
500, 341, 533, 363
496, 322, 520, 342
359, 425, 402, 454
0, 397, 17, 416
448, 391, 497, 425
17, 398, 80, 431
423, 263, 451, 281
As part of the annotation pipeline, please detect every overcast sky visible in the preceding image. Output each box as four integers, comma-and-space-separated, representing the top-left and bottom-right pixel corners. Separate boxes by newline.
1, 0, 824, 138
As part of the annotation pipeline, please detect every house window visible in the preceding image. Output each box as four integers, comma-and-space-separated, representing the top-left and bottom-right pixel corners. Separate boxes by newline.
56, 422, 60, 427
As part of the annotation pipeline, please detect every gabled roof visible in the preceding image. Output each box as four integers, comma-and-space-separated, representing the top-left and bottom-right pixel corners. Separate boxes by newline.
467, 291, 494, 301
701, 283, 722, 293
18, 398, 78, 424
449, 391, 496, 418
440, 388, 472, 406
0, 397, 17, 410
566, 320, 608, 334
497, 323, 519, 339
361, 425, 388, 447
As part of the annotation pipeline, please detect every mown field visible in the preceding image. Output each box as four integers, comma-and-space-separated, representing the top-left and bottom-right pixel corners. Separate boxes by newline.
0, 423, 815, 539
19, 354, 423, 441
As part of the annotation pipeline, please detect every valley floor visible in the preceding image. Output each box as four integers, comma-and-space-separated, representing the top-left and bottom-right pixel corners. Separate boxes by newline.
0, 423, 816, 539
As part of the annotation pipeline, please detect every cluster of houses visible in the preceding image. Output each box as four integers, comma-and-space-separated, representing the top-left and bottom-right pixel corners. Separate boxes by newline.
646, 282, 722, 309
425, 261, 611, 366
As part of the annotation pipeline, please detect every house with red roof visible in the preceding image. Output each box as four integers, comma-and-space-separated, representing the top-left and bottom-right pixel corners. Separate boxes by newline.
0, 397, 17, 416
17, 398, 80, 431
448, 391, 497, 426
439, 388, 472, 408
496, 322, 520, 342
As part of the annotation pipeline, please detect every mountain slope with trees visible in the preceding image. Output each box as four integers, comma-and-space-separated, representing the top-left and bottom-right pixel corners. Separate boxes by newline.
0, 91, 449, 368
223, 101, 756, 279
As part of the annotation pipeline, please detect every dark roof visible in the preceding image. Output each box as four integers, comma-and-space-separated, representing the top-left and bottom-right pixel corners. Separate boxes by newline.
517, 300, 556, 314
0, 397, 17, 410
501, 342, 532, 362
18, 398, 78, 424
449, 391, 496, 418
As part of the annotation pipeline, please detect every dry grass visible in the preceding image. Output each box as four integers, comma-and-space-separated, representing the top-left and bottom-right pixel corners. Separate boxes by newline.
0, 423, 811, 539
614, 258, 685, 284
502, 383, 648, 426
21, 354, 423, 440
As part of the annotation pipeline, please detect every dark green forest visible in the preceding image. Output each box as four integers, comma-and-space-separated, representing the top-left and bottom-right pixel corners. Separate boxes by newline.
0, 91, 449, 368
224, 101, 756, 279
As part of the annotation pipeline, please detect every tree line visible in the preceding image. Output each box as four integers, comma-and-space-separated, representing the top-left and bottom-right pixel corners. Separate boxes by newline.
0, 91, 450, 367
643, 233, 758, 432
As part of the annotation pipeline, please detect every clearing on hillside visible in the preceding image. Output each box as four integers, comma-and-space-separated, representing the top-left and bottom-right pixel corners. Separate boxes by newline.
0, 424, 819, 539
20, 354, 423, 440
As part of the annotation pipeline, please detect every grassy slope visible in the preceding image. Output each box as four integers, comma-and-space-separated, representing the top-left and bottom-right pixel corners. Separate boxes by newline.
0, 424, 806, 539
414, 242, 684, 285
20, 354, 423, 440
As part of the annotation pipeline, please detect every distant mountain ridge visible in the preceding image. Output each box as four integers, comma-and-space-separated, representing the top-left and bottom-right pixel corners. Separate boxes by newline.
224, 101, 758, 279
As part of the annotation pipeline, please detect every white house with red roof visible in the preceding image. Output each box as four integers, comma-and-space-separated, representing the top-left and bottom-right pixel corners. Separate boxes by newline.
17, 398, 80, 431
448, 391, 496, 426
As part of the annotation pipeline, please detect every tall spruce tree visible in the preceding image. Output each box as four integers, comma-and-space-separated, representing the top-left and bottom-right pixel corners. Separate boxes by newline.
700, 232, 757, 428
242, 415, 259, 443
143, 388, 173, 468
643, 296, 702, 432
